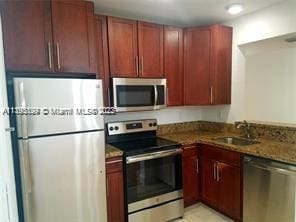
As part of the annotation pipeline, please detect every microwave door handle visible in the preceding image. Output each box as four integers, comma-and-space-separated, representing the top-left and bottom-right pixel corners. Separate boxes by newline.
154, 85, 158, 106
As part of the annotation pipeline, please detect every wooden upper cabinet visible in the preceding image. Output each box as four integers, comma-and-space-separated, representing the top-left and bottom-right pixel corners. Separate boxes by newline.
211, 25, 233, 105
95, 15, 110, 106
51, 0, 96, 74
184, 25, 232, 105
0, 0, 96, 75
138, 22, 164, 78
184, 28, 211, 105
0, 1, 53, 72
108, 17, 138, 77
164, 26, 183, 106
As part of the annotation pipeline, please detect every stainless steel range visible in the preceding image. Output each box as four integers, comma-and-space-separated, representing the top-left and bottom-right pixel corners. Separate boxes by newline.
106, 119, 184, 222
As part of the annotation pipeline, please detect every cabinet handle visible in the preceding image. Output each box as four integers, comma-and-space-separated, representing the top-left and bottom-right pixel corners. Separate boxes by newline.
139, 56, 144, 75
213, 162, 216, 180
135, 56, 139, 76
47, 42, 52, 69
56, 43, 61, 70
210, 86, 213, 104
107, 88, 111, 107
217, 164, 220, 181
196, 159, 199, 174
166, 87, 169, 105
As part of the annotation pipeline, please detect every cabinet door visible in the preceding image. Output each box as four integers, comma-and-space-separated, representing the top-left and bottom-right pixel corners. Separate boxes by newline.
210, 25, 233, 105
0, 1, 53, 72
95, 15, 110, 106
51, 0, 96, 74
184, 28, 211, 105
200, 158, 218, 208
182, 146, 199, 207
106, 158, 125, 222
107, 172, 125, 222
138, 22, 164, 78
217, 162, 241, 220
164, 26, 183, 106
108, 17, 138, 77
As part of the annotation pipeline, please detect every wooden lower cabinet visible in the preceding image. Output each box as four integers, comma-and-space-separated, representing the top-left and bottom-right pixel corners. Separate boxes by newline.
217, 162, 241, 220
106, 157, 125, 222
200, 144, 242, 221
200, 158, 218, 207
182, 145, 200, 207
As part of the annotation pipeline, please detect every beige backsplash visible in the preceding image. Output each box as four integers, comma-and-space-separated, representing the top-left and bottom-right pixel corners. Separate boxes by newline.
158, 120, 296, 144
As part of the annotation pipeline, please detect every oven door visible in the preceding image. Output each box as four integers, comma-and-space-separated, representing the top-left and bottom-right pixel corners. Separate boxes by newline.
125, 149, 183, 214
112, 78, 166, 112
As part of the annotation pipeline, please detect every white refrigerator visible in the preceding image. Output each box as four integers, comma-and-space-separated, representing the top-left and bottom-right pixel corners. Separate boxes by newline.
12, 77, 107, 222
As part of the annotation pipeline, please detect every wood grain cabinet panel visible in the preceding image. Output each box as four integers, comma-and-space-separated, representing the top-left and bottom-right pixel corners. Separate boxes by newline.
106, 157, 125, 222
51, 0, 96, 74
138, 22, 164, 78
108, 17, 138, 77
184, 28, 211, 105
200, 157, 219, 208
95, 15, 111, 106
184, 25, 232, 105
0, 0, 53, 72
182, 145, 200, 207
200, 144, 242, 221
1, 0, 97, 75
217, 162, 241, 221
210, 25, 233, 105
164, 26, 184, 106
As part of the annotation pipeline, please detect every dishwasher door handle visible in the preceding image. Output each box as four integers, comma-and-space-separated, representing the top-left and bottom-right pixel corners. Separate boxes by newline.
247, 161, 296, 176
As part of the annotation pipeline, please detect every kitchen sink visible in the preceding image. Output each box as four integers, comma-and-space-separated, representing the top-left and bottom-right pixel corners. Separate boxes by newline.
213, 136, 260, 146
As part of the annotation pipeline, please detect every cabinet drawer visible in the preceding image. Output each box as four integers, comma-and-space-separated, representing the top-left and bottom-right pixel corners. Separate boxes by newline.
182, 144, 198, 157
199, 144, 241, 167
106, 157, 123, 173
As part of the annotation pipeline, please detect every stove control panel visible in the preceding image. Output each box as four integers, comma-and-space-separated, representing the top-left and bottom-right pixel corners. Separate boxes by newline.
107, 119, 157, 135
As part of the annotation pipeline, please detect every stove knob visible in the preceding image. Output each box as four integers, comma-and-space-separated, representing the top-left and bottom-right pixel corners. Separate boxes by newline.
153, 123, 157, 127
149, 123, 153, 127
115, 126, 119, 131
109, 127, 114, 131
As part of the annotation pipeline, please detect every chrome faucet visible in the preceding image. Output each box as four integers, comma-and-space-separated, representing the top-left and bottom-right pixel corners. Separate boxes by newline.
236, 120, 252, 139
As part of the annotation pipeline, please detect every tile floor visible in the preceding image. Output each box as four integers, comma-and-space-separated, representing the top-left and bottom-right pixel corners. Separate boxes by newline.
175, 203, 233, 222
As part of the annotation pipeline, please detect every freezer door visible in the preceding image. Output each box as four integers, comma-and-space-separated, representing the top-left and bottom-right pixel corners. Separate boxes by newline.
19, 131, 107, 222
13, 78, 104, 138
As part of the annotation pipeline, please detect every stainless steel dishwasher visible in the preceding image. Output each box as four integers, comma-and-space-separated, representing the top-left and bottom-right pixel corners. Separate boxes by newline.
244, 155, 296, 222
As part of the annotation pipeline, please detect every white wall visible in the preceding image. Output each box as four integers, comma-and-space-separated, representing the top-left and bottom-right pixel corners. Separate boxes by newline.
105, 106, 203, 124
244, 47, 296, 123
0, 17, 18, 222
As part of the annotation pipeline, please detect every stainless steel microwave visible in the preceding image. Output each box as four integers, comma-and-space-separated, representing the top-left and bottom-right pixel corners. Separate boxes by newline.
112, 78, 166, 112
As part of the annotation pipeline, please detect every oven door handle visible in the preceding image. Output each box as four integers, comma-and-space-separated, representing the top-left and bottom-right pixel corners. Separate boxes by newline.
126, 148, 182, 164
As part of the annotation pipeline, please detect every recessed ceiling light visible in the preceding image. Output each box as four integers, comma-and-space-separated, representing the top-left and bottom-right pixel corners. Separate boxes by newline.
226, 4, 244, 15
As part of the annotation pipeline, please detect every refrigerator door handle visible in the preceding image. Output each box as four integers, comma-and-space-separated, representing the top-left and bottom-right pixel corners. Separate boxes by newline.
21, 140, 32, 194
19, 82, 29, 139
20, 139, 32, 222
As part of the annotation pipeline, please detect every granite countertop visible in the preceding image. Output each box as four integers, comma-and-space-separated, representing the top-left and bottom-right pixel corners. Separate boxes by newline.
159, 131, 296, 165
105, 144, 123, 159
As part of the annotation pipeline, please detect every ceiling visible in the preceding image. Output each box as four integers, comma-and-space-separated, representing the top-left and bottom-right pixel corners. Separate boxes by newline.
93, 0, 286, 26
